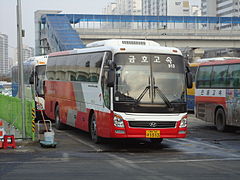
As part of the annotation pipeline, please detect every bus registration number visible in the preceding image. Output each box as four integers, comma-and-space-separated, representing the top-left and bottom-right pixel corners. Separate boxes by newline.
146, 130, 160, 138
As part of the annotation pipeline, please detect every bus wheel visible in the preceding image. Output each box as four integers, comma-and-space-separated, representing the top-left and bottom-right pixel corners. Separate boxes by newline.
55, 106, 65, 130
90, 113, 101, 143
150, 138, 163, 144
215, 108, 226, 132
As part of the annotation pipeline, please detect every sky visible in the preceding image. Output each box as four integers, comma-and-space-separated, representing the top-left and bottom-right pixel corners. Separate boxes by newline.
0, 0, 200, 57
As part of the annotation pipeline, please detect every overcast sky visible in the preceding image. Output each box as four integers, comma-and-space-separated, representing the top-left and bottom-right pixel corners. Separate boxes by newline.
0, 0, 200, 56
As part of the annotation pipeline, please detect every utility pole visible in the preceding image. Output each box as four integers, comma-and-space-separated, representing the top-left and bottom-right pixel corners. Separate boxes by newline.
17, 0, 26, 139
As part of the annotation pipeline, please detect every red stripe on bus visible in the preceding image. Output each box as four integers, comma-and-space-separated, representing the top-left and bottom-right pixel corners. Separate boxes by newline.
195, 96, 226, 106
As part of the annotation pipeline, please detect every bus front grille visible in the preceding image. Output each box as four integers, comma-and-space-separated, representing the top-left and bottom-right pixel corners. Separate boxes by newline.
128, 121, 176, 128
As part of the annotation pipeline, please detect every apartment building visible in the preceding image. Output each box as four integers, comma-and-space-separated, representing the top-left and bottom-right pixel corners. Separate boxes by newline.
0, 33, 9, 75
23, 45, 34, 61
202, 0, 240, 17
142, 0, 190, 29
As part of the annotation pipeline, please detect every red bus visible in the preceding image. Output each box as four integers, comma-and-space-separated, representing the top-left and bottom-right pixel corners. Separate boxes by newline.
195, 58, 240, 131
44, 39, 192, 143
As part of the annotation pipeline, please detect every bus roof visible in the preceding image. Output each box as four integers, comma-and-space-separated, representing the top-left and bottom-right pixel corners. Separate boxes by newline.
48, 39, 182, 57
24, 55, 48, 66
195, 57, 240, 63
199, 58, 240, 66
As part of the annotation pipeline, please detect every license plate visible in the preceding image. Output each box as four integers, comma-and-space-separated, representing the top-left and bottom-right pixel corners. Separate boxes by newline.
146, 130, 160, 138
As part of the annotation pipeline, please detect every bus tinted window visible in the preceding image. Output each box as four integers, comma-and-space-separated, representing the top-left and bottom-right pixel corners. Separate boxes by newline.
228, 64, 240, 88
211, 65, 228, 88
76, 54, 90, 82
89, 53, 104, 82
197, 66, 212, 88
47, 52, 104, 83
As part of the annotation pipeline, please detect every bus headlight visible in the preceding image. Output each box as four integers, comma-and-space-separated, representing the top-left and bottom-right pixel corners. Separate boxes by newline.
113, 113, 125, 128
179, 116, 187, 128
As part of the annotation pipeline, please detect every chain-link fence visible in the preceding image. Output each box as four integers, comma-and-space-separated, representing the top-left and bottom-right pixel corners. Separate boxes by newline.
0, 94, 34, 139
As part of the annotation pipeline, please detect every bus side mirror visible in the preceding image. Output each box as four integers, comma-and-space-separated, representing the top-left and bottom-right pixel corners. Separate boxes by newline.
107, 69, 115, 87
107, 61, 115, 87
29, 73, 34, 84
186, 72, 193, 88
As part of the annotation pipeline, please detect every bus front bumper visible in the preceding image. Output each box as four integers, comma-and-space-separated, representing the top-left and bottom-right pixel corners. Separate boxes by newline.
110, 121, 187, 139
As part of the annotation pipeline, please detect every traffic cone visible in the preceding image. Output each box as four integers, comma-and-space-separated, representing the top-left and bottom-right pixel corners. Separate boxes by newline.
0, 120, 4, 148
3, 135, 16, 149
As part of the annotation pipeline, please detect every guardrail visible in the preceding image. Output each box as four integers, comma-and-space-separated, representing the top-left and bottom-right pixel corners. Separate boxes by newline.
0, 94, 34, 140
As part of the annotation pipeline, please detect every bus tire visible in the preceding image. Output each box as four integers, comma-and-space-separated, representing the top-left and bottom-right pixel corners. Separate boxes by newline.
90, 113, 101, 143
150, 138, 163, 144
215, 108, 226, 132
55, 106, 65, 130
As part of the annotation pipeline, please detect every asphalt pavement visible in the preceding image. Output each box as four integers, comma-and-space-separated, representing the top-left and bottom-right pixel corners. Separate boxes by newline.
0, 114, 240, 180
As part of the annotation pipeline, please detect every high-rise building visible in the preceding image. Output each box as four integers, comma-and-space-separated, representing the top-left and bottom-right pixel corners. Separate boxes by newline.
201, 0, 240, 29
142, 0, 190, 29
103, 0, 142, 15
201, 0, 240, 57
23, 45, 34, 61
103, 2, 117, 14
202, 0, 240, 17
201, 0, 217, 16
0, 33, 9, 75
103, 0, 142, 29
191, 5, 201, 16
103, 0, 190, 29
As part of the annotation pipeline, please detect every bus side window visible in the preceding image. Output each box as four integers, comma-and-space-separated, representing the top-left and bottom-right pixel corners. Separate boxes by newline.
68, 71, 76, 81
196, 66, 212, 88
70, 74, 76, 81
228, 64, 240, 88
76, 54, 90, 82
211, 65, 228, 88
76, 74, 88, 82
89, 52, 104, 83
233, 78, 240, 88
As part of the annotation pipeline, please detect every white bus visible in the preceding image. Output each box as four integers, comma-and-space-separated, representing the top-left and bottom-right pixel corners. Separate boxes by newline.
12, 55, 48, 119
44, 39, 192, 143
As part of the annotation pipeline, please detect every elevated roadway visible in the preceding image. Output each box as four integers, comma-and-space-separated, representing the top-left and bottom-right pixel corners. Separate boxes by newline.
36, 12, 240, 55
77, 28, 240, 48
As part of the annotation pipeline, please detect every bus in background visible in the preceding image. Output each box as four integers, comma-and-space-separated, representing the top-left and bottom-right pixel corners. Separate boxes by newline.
195, 58, 240, 131
186, 57, 238, 112
44, 39, 192, 143
12, 55, 48, 119
187, 62, 199, 112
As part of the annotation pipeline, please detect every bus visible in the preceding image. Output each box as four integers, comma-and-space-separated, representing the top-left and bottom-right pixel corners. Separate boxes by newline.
195, 58, 240, 131
187, 62, 199, 111
12, 55, 48, 119
44, 39, 192, 143
186, 57, 237, 112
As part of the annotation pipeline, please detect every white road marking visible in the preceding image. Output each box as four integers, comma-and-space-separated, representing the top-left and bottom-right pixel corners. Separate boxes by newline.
132, 157, 240, 164
1, 157, 240, 165
0, 160, 66, 164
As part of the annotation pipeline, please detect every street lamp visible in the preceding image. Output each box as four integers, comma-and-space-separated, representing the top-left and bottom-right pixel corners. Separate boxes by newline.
16, 0, 26, 139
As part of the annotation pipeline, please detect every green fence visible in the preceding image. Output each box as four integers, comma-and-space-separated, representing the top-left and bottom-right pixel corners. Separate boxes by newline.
0, 94, 34, 139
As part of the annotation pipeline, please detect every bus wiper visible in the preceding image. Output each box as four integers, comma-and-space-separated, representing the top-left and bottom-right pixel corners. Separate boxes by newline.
154, 86, 173, 109
136, 86, 150, 103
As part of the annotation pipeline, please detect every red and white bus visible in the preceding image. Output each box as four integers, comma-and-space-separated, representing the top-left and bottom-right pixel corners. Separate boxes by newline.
195, 58, 240, 131
44, 39, 192, 143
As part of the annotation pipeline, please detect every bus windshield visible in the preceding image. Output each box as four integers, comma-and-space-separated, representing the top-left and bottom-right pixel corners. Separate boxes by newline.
35, 65, 46, 96
114, 53, 186, 106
